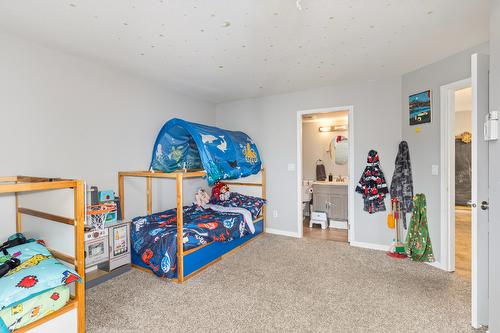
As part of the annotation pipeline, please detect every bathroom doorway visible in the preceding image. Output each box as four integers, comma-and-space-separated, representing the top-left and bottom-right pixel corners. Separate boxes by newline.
453, 86, 473, 282
296, 106, 354, 242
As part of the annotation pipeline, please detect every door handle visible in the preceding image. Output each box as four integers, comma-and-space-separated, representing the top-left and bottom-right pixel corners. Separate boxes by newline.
467, 200, 477, 208
481, 201, 489, 210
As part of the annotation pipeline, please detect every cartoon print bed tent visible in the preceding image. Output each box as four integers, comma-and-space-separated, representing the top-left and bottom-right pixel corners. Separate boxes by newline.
150, 118, 262, 184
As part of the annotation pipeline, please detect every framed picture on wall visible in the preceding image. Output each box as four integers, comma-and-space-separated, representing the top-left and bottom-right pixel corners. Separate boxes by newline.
409, 90, 432, 126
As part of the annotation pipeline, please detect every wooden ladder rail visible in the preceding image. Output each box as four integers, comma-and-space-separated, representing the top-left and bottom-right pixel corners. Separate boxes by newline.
176, 173, 184, 283
73, 180, 86, 333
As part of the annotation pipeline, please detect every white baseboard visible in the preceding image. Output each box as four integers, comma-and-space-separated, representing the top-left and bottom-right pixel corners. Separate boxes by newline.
329, 220, 348, 229
350, 241, 390, 252
265, 228, 301, 238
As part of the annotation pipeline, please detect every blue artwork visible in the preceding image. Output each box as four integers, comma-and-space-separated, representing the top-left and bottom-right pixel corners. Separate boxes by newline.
150, 118, 262, 184
409, 90, 432, 125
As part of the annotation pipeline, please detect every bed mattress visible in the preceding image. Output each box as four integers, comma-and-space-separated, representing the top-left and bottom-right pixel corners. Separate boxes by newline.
131, 204, 253, 278
0, 285, 69, 333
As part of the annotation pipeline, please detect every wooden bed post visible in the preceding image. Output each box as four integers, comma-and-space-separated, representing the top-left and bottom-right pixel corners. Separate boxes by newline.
261, 168, 266, 232
176, 173, 184, 283
73, 180, 86, 333
15, 191, 22, 233
146, 176, 153, 215
118, 173, 125, 220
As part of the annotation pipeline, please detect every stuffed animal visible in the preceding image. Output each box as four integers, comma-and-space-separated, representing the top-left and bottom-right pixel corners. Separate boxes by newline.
195, 188, 210, 207
211, 181, 231, 202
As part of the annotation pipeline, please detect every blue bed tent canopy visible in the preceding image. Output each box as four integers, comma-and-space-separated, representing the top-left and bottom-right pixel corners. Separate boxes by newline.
150, 118, 262, 184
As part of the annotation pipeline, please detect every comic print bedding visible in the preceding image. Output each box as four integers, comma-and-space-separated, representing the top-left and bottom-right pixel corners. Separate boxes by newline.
0, 285, 69, 333
131, 204, 253, 278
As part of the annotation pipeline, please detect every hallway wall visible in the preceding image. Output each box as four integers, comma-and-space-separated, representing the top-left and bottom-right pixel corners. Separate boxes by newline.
401, 42, 489, 263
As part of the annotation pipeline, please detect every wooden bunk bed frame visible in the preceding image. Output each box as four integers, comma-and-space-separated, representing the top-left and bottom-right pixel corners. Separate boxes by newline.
118, 168, 266, 283
0, 176, 85, 333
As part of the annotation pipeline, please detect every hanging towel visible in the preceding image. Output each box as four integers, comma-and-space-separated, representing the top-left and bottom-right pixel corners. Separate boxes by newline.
405, 194, 435, 262
316, 160, 326, 181
390, 141, 414, 229
355, 150, 388, 213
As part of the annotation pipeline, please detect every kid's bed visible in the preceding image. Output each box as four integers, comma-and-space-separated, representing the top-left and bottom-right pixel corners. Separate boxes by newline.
119, 118, 266, 283
0, 176, 85, 333
118, 169, 266, 283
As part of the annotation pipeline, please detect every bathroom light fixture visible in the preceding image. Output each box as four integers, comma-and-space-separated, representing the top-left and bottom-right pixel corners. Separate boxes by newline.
318, 125, 347, 132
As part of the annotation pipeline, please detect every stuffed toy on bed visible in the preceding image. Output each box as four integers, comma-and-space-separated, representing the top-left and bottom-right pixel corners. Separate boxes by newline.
194, 188, 210, 207
211, 181, 231, 202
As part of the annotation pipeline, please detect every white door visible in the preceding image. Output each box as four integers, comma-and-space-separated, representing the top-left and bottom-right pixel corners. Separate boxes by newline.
471, 53, 489, 328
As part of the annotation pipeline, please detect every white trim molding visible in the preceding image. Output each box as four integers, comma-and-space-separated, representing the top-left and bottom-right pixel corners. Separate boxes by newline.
265, 228, 301, 238
350, 241, 390, 252
440, 77, 471, 273
296, 106, 355, 242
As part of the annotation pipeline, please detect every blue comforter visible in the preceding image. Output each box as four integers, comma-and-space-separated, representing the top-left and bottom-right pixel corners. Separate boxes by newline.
131, 205, 249, 278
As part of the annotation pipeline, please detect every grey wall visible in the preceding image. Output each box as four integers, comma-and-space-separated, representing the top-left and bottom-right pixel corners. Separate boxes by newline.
401, 42, 489, 263
302, 122, 348, 181
0, 32, 215, 246
489, 0, 500, 330
216, 77, 401, 246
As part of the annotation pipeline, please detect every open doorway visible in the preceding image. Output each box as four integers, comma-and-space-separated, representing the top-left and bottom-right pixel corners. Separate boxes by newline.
440, 54, 490, 329
454, 87, 473, 282
297, 106, 354, 242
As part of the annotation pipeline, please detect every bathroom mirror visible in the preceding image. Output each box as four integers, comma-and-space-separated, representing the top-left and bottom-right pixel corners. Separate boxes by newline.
334, 137, 348, 165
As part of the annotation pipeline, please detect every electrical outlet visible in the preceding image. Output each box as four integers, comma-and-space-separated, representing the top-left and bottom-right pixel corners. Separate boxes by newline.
431, 164, 439, 176
273, 210, 278, 218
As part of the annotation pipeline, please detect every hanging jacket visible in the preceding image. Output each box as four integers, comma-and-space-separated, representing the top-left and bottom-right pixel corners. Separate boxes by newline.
355, 150, 388, 213
390, 141, 414, 229
405, 194, 435, 262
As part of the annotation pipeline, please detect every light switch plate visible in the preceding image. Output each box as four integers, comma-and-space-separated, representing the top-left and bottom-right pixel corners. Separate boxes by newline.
431, 164, 439, 176
287, 163, 296, 171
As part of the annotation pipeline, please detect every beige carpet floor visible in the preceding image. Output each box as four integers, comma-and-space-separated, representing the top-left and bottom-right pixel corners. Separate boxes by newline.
87, 234, 481, 333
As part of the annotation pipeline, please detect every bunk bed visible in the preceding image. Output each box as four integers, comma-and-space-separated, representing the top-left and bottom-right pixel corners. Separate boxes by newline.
0, 176, 85, 333
119, 118, 266, 283
118, 168, 266, 283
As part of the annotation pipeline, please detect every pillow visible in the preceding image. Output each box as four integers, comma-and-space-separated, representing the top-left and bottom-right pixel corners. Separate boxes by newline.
0, 240, 81, 310
212, 192, 266, 219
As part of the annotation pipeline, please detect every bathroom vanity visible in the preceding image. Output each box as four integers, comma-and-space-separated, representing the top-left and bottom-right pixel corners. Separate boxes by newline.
312, 181, 348, 228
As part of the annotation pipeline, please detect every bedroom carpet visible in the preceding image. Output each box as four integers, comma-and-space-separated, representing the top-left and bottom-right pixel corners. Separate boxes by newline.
87, 234, 481, 333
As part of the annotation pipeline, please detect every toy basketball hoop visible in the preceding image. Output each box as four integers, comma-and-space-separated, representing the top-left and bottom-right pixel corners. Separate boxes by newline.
87, 202, 116, 230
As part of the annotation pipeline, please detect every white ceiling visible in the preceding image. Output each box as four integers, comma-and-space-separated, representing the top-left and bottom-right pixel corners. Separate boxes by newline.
0, 1, 489, 103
